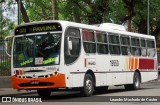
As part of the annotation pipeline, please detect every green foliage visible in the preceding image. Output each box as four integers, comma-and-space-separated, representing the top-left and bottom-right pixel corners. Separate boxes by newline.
0, 60, 11, 69
108, 0, 127, 24
1, 18, 15, 36
0, 0, 16, 37
0, 59, 11, 76
25, 0, 53, 21
1, 0, 160, 42
58, 0, 82, 22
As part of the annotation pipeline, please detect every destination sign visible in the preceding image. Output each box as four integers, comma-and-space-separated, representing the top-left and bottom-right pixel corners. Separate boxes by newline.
15, 23, 62, 35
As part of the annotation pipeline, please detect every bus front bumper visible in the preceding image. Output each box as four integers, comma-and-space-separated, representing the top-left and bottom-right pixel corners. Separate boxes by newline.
11, 73, 66, 90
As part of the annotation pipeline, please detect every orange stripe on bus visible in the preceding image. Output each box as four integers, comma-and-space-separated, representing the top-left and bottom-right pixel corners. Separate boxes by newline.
131, 57, 135, 70
129, 57, 131, 70
135, 57, 138, 69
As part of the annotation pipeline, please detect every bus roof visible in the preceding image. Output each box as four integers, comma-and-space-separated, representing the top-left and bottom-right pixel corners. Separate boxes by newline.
16, 20, 155, 40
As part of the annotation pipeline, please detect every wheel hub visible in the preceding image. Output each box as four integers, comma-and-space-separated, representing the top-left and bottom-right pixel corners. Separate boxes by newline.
86, 79, 92, 93
135, 76, 139, 87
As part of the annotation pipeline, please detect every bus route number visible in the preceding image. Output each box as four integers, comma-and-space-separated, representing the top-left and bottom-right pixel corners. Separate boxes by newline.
110, 60, 119, 66
19, 28, 26, 34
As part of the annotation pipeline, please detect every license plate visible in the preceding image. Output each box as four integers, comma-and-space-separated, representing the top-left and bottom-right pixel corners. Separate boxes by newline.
30, 80, 39, 84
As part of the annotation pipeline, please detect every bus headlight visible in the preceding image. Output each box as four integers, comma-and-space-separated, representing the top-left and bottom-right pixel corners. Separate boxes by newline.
14, 70, 25, 75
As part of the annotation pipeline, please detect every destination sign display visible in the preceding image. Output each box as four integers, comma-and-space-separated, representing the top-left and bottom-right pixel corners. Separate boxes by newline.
15, 23, 62, 35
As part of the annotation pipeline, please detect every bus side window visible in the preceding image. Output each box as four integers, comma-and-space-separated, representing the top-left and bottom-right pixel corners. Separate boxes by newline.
96, 32, 108, 54
108, 33, 120, 55
131, 38, 140, 56
120, 36, 130, 55
82, 30, 96, 53
147, 40, 156, 57
141, 39, 147, 57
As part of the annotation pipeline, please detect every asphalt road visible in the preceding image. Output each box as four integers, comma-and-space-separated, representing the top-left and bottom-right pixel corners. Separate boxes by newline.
1, 80, 160, 105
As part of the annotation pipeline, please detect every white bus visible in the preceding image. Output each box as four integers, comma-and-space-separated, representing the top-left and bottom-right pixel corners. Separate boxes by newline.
9, 20, 158, 97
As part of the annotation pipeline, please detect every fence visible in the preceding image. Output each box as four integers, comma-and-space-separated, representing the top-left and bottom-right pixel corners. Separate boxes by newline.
0, 39, 11, 76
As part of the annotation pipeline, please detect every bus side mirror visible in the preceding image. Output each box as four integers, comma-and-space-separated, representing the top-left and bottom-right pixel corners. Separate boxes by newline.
4, 35, 14, 57
67, 37, 72, 56
68, 41, 72, 51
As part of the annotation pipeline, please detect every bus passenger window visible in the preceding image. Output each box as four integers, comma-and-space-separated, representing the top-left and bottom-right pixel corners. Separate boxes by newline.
147, 40, 156, 57
82, 30, 94, 41
82, 30, 96, 53
131, 38, 140, 56
141, 39, 147, 57
97, 44, 108, 54
141, 48, 147, 56
83, 42, 96, 53
120, 36, 130, 55
109, 45, 120, 54
131, 47, 141, 56
147, 49, 156, 57
108, 33, 120, 55
96, 32, 108, 54
121, 46, 131, 55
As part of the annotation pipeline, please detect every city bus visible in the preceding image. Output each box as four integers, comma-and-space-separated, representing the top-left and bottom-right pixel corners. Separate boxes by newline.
7, 20, 158, 97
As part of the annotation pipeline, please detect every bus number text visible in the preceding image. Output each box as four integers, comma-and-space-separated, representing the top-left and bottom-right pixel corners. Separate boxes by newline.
110, 60, 119, 66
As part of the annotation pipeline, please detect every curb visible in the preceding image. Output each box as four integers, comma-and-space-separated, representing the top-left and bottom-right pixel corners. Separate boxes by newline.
0, 91, 37, 97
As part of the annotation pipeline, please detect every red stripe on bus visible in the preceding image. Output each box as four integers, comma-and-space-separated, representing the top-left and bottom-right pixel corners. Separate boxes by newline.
139, 59, 154, 70
147, 59, 155, 69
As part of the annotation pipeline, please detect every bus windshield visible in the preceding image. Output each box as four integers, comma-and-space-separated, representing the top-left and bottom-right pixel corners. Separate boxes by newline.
13, 33, 61, 67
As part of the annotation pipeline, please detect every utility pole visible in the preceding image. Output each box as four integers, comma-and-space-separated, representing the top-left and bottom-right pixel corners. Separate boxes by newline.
52, 0, 58, 20
18, 0, 21, 25
147, 0, 150, 35
0, 2, 3, 39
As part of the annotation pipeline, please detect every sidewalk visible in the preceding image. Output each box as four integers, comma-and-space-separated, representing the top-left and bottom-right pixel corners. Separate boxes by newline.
0, 76, 11, 88
0, 88, 36, 97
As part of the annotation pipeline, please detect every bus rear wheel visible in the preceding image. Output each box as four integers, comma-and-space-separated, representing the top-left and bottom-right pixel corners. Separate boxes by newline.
37, 89, 51, 98
125, 72, 141, 90
81, 74, 94, 97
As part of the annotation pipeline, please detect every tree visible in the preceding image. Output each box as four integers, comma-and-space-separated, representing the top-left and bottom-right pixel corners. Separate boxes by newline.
58, 0, 82, 22
70, 0, 109, 24
25, 0, 53, 21
15, 0, 29, 23
0, 0, 15, 38
109, 0, 160, 42
132, 0, 160, 40
122, 0, 137, 32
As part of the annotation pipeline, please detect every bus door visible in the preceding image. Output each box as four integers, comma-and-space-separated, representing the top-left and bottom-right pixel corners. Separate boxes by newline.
64, 28, 81, 87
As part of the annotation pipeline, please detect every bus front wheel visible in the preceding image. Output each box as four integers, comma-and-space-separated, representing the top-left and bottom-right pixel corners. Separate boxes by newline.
37, 89, 51, 98
81, 74, 94, 97
125, 72, 141, 90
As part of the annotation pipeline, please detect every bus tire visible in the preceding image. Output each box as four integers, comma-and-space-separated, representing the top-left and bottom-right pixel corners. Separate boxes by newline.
125, 72, 141, 90
37, 89, 51, 98
81, 74, 94, 97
